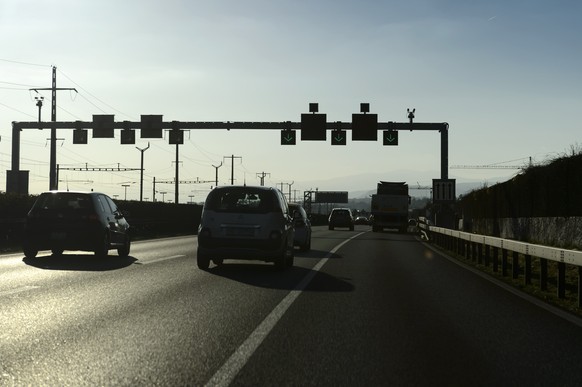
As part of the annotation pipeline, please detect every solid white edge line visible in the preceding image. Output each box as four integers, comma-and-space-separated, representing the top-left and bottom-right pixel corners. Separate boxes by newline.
420, 238, 582, 329
0, 285, 40, 297
205, 232, 367, 387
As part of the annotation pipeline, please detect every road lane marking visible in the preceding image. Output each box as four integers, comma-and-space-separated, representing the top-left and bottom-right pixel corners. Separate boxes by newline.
205, 232, 366, 387
139, 255, 185, 265
0, 285, 40, 297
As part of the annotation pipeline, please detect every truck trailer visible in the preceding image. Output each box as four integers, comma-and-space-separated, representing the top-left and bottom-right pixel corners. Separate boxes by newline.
370, 181, 410, 233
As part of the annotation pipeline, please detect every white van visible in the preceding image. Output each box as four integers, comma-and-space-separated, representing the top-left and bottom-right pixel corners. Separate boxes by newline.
196, 186, 295, 270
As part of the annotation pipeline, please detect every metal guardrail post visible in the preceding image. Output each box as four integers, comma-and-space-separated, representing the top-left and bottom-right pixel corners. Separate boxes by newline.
502, 249, 508, 277
557, 262, 566, 299
524, 254, 532, 285
512, 251, 520, 279
540, 259, 548, 291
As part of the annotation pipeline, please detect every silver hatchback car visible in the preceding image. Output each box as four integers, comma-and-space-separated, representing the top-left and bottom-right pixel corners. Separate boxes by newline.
196, 186, 295, 270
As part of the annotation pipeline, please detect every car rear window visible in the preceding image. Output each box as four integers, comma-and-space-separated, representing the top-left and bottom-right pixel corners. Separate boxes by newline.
33, 193, 93, 211
205, 188, 277, 214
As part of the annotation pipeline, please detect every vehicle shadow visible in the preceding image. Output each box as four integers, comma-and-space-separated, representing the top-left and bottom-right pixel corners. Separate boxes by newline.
207, 264, 354, 292
22, 253, 137, 271
293, 249, 342, 259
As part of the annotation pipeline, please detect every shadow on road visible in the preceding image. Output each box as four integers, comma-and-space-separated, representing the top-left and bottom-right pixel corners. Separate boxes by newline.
207, 263, 354, 292
293, 249, 342, 259
22, 253, 137, 271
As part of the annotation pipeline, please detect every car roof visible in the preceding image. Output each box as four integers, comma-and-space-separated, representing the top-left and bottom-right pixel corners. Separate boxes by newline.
211, 185, 277, 192
40, 190, 105, 196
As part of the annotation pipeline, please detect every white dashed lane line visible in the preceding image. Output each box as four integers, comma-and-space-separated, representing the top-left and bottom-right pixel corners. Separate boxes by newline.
0, 286, 40, 297
138, 255, 186, 265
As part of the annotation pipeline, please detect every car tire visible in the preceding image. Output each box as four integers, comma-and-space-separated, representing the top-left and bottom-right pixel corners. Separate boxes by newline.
23, 246, 38, 259
274, 244, 288, 270
117, 235, 131, 257
197, 250, 210, 270
286, 249, 294, 268
94, 232, 110, 257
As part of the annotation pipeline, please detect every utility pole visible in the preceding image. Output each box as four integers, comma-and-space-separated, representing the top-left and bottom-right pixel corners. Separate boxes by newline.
224, 155, 242, 185
287, 181, 294, 202
212, 162, 222, 188
256, 171, 270, 186
30, 66, 77, 190
277, 181, 294, 201
135, 142, 150, 202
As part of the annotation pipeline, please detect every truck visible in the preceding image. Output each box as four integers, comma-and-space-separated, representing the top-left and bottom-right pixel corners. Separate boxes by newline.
370, 181, 410, 233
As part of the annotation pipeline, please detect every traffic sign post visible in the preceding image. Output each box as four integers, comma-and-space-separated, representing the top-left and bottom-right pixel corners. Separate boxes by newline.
383, 130, 398, 146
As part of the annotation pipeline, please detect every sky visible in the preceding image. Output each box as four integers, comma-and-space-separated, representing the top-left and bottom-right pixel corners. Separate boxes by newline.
0, 0, 580, 203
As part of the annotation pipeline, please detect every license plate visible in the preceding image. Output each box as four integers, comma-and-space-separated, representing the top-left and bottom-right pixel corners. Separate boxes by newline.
225, 228, 254, 237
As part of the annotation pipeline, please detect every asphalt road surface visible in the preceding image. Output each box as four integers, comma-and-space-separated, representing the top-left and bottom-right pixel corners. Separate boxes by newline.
2, 227, 582, 386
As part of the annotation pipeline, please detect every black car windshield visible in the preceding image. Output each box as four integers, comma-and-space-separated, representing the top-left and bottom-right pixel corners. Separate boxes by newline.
205, 189, 276, 214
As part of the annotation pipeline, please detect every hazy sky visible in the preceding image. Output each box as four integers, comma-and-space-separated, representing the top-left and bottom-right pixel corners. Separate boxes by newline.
1, 0, 580, 202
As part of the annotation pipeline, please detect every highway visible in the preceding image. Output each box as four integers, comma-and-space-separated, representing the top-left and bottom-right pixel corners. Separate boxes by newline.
2, 227, 582, 386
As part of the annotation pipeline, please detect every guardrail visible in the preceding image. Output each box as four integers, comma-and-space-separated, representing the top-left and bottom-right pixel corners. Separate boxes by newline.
418, 218, 582, 308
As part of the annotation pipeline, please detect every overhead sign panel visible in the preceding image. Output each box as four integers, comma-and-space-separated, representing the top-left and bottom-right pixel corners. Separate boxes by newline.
331, 129, 346, 145
314, 191, 348, 203
280, 129, 296, 145
352, 113, 378, 141
168, 129, 184, 145
383, 130, 398, 146
120, 129, 135, 144
73, 129, 88, 144
432, 179, 456, 203
300, 113, 327, 141
92, 115, 115, 138
140, 115, 163, 138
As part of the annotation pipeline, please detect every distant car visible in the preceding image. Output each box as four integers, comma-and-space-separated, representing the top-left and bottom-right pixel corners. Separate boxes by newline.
289, 203, 312, 251
328, 208, 354, 231
197, 185, 295, 270
354, 216, 369, 225
22, 191, 131, 258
